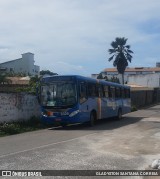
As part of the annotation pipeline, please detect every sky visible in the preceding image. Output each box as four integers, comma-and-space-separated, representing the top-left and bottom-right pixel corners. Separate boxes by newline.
0, 0, 160, 76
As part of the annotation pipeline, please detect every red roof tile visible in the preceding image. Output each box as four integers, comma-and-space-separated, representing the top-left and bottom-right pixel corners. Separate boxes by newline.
103, 67, 160, 72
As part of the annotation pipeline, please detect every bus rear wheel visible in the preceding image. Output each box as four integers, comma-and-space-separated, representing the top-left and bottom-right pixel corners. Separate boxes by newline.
117, 108, 122, 120
89, 111, 96, 126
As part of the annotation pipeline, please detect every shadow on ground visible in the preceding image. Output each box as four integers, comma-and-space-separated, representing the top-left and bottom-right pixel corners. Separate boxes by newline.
48, 116, 145, 131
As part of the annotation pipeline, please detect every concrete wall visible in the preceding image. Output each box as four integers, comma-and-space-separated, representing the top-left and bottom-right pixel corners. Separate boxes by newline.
0, 89, 159, 123
0, 93, 40, 123
128, 73, 160, 88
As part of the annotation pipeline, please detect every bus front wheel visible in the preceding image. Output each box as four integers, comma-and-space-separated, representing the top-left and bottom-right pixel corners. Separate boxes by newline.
61, 124, 67, 128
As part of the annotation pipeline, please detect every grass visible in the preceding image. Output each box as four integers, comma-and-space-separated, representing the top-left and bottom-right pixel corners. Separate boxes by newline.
0, 116, 47, 137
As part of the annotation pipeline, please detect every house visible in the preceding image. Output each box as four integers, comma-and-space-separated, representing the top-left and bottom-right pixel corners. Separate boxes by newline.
91, 63, 160, 87
127, 73, 160, 88
6, 76, 30, 85
0, 52, 40, 76
102, 66, 160, 76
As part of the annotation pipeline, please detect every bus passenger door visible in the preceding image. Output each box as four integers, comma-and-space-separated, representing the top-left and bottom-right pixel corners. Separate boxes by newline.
79, 82, 89, 122
101, 85, 113, 118
107, 86, 116, 117
99, 85, 106, 119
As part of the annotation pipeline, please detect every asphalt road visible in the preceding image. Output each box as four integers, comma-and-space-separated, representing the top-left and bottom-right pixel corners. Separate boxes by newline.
0, 104, 160, 179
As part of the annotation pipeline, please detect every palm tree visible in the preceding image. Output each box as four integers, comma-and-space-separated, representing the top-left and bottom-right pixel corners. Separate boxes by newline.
108, 37, 133, 84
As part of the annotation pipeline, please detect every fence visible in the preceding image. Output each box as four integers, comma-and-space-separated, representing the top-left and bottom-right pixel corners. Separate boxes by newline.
131, 88, 160, 108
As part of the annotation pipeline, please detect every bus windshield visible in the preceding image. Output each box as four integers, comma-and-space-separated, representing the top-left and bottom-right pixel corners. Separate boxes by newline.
41, 82, 77, 107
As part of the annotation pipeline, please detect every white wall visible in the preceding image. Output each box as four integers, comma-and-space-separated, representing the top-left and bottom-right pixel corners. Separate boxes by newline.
0, 52, 40, 76
21, 53, 34, 75
0, 93, 40, 123
34, 65, 40, 76
91, 74, 98, 79
128, 73, 160, 88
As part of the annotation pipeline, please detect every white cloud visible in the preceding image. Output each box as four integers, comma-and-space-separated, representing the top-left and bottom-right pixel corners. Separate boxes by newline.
40, 60, 87, 75
0, 0, 160, 75
57, 61, 85, 75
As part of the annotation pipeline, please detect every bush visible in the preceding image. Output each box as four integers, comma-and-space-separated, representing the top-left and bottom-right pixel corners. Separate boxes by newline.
0, 116, 46, 136
26, 116, 41, 126
0, 123, 21, 135
131, 105, 137, 112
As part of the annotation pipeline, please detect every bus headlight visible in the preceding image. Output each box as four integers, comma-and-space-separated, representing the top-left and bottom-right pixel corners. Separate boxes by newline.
41, 112, 47, 117
69, 110, 80, 117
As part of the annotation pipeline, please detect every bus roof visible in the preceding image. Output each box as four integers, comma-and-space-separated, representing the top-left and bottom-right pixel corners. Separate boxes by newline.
41, 75, 130, 89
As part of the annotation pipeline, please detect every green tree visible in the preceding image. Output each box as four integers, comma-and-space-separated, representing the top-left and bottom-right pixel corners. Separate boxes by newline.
28, 75, 40, 94
16, 76, 40, 94
108, 37, 133, 84
104, 76, 109, 81
0, 73, 11, 84
104, 75, 120, 84
40, 70, 58, 76
6, 72, 26, 77
110, 76, 120, 83
97, 73, 104, 79
29, 75, 39, 85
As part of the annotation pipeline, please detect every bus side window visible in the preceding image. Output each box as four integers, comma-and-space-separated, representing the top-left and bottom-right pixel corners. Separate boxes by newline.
125, 89, 127, 98
80, 82, 87, 103
126, 89, 130, 98
88, 83, 98, 97
104, 86, 109, 98
121, 88, 125, 98
99, 85, 104, 97
116, 87, 121, 98
128, 89, 131, 98
119, 88, 122, 98
108, 86, 112, 98
110, 86, 115, 98
123, 88, 130, 98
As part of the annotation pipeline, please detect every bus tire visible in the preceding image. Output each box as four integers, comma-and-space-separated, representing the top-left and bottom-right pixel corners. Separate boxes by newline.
61, 124, 67, 128
117, 108, 122, 120
89, 111, 96, 126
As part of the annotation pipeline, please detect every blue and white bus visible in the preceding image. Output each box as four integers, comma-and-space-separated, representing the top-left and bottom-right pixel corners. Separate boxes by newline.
40, 75, 131, 126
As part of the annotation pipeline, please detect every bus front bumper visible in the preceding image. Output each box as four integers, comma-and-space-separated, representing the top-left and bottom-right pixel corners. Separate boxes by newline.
41, 114, 80, 126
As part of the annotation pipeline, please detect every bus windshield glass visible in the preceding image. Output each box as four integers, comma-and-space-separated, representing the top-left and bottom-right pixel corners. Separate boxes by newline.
41, 82, 77, 107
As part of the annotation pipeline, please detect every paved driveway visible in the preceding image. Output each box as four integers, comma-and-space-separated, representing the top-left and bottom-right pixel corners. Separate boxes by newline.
0, 104, 160, 179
